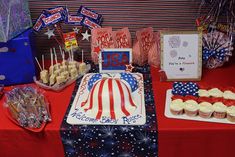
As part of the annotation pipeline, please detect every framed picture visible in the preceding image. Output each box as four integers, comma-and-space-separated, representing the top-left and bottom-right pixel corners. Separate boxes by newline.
160, 31, 202, 81
99, 48, 132, 73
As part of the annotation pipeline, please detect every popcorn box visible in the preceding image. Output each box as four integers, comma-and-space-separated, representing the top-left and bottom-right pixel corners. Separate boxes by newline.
0, 29, 36, 86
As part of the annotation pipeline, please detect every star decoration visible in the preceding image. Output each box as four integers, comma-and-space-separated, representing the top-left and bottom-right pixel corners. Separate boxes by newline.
73, 27, 80, 34
93, 45, 101, 55
81, 30, 91, 41
172, 82, 199, 96
44, 28, 55, 39
125, 64, 134, 72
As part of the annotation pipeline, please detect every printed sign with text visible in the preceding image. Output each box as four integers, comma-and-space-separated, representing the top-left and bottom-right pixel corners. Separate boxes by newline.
99, 48, 132, 73
160, 31, 202, 81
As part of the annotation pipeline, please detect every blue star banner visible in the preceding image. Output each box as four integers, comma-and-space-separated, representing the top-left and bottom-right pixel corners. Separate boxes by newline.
60, 63, 158, 157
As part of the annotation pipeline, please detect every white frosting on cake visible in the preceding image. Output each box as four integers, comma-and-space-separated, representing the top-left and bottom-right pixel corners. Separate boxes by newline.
223, 90, 235, 100
170, 99, 185, 111
198, 89, 210, 97
82, 78, 137, 119
208, 88, 223, 97
213, 102, 227, 112
184, 100, 199, 111
199, 102, 213, 113
171, 99, 183, 104
227, 106, 235, 116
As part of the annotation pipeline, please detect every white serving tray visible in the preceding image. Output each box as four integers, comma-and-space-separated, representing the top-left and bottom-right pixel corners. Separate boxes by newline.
34, 64, 91, 92
67, 73, 146, 125
165, 89, 235, 124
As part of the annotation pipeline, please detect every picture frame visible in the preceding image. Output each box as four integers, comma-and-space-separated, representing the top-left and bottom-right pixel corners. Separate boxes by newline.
99, 48, 132, 73
160, 31, 202, 81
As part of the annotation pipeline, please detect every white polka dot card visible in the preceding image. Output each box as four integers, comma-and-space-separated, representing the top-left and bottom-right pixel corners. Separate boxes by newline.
160, 31, 202, 81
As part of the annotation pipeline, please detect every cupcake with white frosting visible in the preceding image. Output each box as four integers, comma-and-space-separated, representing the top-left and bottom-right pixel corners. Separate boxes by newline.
198, 89, 210, 97
198, 102, 214, 118
170, 99, 185, 115
208, 88, 223, 97
223, 90, 235, 100
213, 102, 227, 119
227, 106, 235, 122
184, 100, 199, 117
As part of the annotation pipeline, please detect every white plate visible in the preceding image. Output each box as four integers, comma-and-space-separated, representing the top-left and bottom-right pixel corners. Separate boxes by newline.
67, 73, 146, 125
165, 89, 235, 124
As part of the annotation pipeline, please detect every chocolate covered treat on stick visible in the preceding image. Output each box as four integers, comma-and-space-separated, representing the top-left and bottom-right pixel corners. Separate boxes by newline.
49, 51, 56, 86
68, 45, 79, 68
79, 49, 87, 74
56, 75, 66, 84
69, 68, 78, 79
59, 45, 68, 71
35, 56, 48, 84
41, 55, 49, 84
49, 48, 54, 75
53, 47, 61, 70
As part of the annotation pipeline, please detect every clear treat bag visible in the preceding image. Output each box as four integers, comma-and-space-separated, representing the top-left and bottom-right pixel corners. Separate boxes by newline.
4, 86, 51, 131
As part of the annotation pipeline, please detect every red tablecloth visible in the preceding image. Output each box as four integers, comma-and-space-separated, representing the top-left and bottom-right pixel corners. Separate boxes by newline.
0, 63, 235, 157
152, 63, 235, 157
0, 84, 74, 157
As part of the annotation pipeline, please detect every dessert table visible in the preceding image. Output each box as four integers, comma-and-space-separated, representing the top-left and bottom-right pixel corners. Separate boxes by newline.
1, 63, 235, 157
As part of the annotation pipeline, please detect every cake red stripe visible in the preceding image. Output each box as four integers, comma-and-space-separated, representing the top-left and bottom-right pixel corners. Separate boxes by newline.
96, 79, 106, 119
115, 80, 130, 116
123, 83, 137, 107
83, 81, 99, 110
108, 79, 116, 119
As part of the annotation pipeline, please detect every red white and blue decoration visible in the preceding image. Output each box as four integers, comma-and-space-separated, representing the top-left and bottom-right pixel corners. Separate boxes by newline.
60, 63, 158, 157
197, 1, 235, 69
33, 6, 102, 32
172, 82, 199, 96
33, 5, 102, 49
120, 73, 138, 92
99, 48, 132, 73
87, 73, 102, 91
66, 72, 145, 125
202, 30, 233, 69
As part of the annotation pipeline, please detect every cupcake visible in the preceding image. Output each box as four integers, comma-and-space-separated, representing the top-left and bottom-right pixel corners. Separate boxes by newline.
226, 106, 235, 122
198, 89, 210, 97
184, 100, 199, 117
212, 102, 227, 119
208, 88, 223, 97
170, 99, 185, 115
223, 90, 235, 100
198, 102, 214, 118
